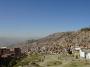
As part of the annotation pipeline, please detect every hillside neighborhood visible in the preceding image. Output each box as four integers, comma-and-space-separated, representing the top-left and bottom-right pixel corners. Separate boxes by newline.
0, 28, 90, 67
0, 0, 90, 67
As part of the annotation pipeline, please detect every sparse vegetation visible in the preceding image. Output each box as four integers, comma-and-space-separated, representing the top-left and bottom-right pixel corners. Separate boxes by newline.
63, 60, 90, 67
13, 53, 43, 67
47, 61, 62, 66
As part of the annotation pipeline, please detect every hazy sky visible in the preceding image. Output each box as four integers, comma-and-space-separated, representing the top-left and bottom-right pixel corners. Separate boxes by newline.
0, 0, 90, 38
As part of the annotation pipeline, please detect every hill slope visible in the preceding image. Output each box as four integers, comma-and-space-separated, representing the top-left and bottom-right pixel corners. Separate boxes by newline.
11, 28, 90, 52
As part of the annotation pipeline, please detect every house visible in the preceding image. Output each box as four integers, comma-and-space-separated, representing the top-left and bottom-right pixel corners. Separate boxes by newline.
80, 48, 90, 59
0, 47, 22, 58
0, 47, 22, 67
0, 47, 10, 56
14, 48, 21, 58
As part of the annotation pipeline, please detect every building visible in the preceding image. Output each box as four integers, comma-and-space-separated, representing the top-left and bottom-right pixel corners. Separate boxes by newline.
80, 48, 90, 59
74, 47, 90, 59
0, 47, 10, 56
0, 47, 22, 67
0, 47, 22, 59
14, 48, 21, 58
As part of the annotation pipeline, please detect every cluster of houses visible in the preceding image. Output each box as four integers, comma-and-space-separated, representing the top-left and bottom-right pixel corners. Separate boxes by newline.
28, 44, 64, 54
0, 47, 21, 58
74, 47, 90, 59
0, 47, 21, 66
28, 43, 90, 60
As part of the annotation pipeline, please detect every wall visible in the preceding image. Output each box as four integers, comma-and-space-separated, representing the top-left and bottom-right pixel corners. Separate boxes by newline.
80, 50, 85, 58
86, 53, 90, 59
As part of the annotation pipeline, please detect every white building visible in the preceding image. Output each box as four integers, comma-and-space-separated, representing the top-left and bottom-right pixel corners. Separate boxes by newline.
80, 48, 90, 59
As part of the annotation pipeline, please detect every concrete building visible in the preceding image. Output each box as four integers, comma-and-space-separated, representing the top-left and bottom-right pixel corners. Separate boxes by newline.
0, 47, 10, 56
0, 47, 22, 67
14, 48, 21, 58
80, 48, 90, 59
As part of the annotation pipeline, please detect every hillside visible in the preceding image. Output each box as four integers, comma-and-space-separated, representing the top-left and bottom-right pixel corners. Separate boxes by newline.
28, 28, 90, 48
12, 27, 90, 67
10, 28, 90, 52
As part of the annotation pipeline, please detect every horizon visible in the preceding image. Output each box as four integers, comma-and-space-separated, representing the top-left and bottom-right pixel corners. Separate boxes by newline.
0, 0, 90, 38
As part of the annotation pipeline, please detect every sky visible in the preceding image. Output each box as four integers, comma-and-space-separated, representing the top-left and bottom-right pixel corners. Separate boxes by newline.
0, 0, 90, 39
